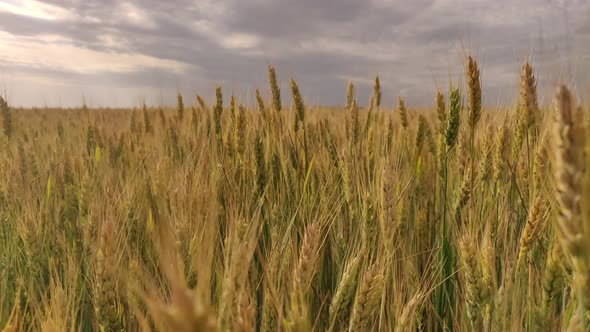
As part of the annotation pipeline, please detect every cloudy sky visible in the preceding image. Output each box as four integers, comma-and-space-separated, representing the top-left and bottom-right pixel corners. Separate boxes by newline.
0, 0, 588, 108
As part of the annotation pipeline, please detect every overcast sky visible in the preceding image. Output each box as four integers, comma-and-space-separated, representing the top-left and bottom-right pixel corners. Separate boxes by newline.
0, 0, 588, 108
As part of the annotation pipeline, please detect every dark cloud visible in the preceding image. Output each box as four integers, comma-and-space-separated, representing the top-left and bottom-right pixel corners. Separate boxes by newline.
221, 0, 436, 42
0, 0, 587, 107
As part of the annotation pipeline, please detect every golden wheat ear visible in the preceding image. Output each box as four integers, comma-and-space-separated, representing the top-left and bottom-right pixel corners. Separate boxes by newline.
459, 234, 492, 329
139, 219, 219, 332
516, 196, 545, 267
519, 61, 539, 130
348, 263, 384, 331
268, 65, 282, 113
466, 55, 482, 130
553, 85, 590, 321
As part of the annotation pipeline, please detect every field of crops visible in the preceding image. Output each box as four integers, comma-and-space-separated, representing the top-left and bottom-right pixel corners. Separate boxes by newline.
0, 58, 589, 331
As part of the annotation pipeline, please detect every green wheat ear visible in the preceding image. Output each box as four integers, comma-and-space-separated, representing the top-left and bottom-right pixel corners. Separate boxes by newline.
466, 55, 481, 130
415, 114, 427, 154
519, 60, 539, 130
268, 65, 282, 112
436, 91, 446, 133
290, 78, 305, 133
445, 86, 461, 150
397, 96, 408, 129
0, 96, 13, 140
213, 85, 223, 143
177, 92, 184, 122
373, 75, 381, 109
346, 81, 354, 110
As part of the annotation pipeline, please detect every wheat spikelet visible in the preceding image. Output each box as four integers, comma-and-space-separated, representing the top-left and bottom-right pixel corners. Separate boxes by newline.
340, 158, 352, 211
329, 254, 361, 324
415, 114, 427, 154
237, 105, 246, 157
348, 264, 384, 331
213, 85, 223, 142
396, 292, 424, 331
454, 171, 473, 224
195, 95, 205, 111
0, 96, 13, 140
177, 92, 184, 122
346, 81, 354, 110
436, 134, 446, 176
254, 133, 266, 196
386, 117, 394, 151
293, 222, 321, 294
436, 91, 446, 134
517, 196, 545, 266
460, 234, 491, 329
492, 125, 508, 183
366, 126, 375, 170
398, 96, 409, 129
517, 154, 530, 198
321, 121, 339, 168
540, 243, 564, 323
533, 133, 549, 192
553, 85, 590, 313
351, 99, 360, 145
290, 79, 305, 131
491, 261, 516, 331
364, 96, 374, 139
478, 127, 492, 182
445, 87, 462, 150
361, 190, 379, 248
519, 61, 539, 129
373, 76, 381, 109
256, 88, 266, 115
512, 114, 525, 164
86, 125, 96, 157
205, 106, 212, 137
466, 55, 482, 130
268, 65, 282, 113
456, 131, 470, 173
230, 94, 236, 123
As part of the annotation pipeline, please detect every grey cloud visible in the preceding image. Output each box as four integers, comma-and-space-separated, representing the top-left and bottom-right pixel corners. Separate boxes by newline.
0, 0, 588, 107
221, 0, 436, 41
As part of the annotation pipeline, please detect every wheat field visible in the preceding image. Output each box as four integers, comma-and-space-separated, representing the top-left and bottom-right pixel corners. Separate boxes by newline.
0, 59, 589, 331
